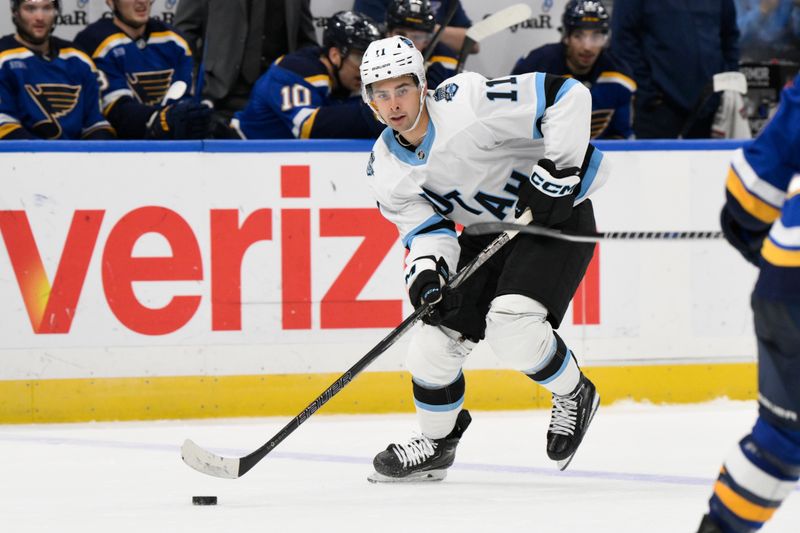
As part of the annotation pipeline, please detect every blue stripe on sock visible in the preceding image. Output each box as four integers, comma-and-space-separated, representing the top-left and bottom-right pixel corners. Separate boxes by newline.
414, 394, 464, 413
536, 349, 572, 385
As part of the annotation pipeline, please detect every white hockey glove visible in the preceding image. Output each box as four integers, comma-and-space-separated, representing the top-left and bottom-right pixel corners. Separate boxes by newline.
515, 159, 581, 227
406, 256, 461, 326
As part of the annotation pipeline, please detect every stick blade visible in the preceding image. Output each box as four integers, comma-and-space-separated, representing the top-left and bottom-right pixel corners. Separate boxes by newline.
712, 71, 747, 94
466, 4, 533, 42
181, 439, 241, 479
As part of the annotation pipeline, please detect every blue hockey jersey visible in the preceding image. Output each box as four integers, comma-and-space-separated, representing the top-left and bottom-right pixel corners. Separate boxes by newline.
512, 43, 636, 139
74, 18, 193, 139
425, 42, 458, 90
232, 47, 383, 140
725, 74, 800, 301
0, 35, 114, 140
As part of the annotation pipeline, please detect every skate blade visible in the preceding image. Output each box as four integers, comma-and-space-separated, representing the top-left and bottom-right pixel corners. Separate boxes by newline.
367, 469, 447, 483
556, 392, 601, 471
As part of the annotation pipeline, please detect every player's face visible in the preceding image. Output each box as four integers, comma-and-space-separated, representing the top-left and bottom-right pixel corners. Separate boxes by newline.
388, 28, 433, 52
109, 0, 152, 26
370, 76, 422, 131
338, 50, 365, 93
564, 29, 607, 72
16, 0, 57, 42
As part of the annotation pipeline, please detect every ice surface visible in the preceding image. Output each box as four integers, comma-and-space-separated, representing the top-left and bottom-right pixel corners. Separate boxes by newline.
1, 401, 797, 532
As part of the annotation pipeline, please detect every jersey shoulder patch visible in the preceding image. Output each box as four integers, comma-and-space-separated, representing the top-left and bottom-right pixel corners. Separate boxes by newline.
433, 82, 459, 102
73, 18, 125, 58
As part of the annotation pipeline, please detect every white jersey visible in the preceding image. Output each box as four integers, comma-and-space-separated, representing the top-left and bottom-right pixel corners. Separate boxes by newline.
366, 71, 610, 276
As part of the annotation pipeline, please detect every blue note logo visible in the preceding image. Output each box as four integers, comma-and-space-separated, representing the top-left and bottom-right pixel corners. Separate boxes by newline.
126, 69, 175, 105
25, 83, 82, 139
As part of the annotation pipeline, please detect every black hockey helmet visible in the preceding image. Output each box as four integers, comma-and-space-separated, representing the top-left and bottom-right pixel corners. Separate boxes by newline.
561, 0, 610, 36
387, 0, 436, 33
323, 11, 383, 58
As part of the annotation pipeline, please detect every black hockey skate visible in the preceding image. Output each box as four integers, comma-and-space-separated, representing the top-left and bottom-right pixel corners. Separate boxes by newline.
368, 409, 472, 483
696, 515, 723, 533
546, 374, 599, 470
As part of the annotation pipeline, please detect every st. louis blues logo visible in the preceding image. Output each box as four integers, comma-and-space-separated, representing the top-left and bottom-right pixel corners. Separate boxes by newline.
433, 82, 458, 102
25, 83, 82, 139
126, 69, 175, 105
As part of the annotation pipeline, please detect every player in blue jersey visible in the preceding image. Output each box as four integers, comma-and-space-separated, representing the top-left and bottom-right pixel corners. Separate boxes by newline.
231, 11, 384, 140
512, 0, 635, 139
697, 75, 800, 533
0, 0, 115, 140
74, 0, 210, 139
385, 0, 458, 90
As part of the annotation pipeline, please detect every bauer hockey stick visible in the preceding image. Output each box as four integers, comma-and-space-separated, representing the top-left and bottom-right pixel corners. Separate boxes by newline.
422, 0, 461, 62
464, 221, 723, 243
181, 210, 535, 479
455, 3, 533, 74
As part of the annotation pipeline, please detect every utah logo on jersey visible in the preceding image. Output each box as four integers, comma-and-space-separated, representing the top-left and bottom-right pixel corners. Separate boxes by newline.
25, 83, 82, 139
433, 83, 458, 102
126, 69, 174, 105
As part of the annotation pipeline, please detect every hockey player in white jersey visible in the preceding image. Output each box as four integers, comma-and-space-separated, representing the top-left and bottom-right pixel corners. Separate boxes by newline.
361, 36, 609, 482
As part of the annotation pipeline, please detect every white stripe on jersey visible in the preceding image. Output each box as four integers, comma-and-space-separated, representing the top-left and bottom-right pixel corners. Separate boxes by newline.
0, 48, 34, 69
102, 88, 135, 110
59, 49, 97, 71
94, 35, 132, 59
291, 107, 314, 138
148, 33, 191, 55
732, 149, 786, 209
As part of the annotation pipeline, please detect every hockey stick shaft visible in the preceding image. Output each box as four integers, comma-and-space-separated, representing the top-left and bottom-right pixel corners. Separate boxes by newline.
455, 4, 532, 74
181, 211, 533, 479
422, 0, 460, 62
464, 221, 722, 243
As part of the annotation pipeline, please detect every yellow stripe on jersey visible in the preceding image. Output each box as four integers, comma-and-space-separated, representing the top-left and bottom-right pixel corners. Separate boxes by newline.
299, 108, 320, 139
304, 74, 330, 87
597, 71, 637, 92
0, 47, 33, 69
761, 238, 800, 267
713, 481, 777, 522
726, 168, 781, 224
91, 32, 130, 58
0, 122, 22, 138
149, 31, 192, 56
59, 48, 97, 71
429, 55, 457, 67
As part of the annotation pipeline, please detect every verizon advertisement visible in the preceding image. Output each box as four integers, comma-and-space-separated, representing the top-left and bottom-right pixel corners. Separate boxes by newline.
0, 146, 757, 382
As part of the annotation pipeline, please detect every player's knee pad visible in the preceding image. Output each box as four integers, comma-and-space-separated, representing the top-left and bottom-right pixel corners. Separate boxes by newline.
406, 324, 476, 387
484, 294, 555, 372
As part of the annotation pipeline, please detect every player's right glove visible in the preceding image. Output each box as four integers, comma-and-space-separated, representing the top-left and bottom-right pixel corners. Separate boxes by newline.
720, 205, 768, 267
515, 158, 581, 227
407, 256, 462, 326
146, 100, 212, 140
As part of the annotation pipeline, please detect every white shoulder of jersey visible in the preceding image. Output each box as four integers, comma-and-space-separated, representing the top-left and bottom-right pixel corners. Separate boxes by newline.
366, 132, 416, 209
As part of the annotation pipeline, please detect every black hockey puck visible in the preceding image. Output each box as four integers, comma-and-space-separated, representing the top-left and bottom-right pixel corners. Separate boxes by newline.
192, 496, 217, 506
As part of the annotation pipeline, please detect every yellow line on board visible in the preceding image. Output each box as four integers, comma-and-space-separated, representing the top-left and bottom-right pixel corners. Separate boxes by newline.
0, 364, 756, 424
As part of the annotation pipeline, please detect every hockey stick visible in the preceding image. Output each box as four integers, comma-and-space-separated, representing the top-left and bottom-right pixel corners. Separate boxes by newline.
455, 4, 533, 74
181, 210, 534, 479
679, 71, 747, 138
422, 0, 460, 62
464, 221, 722, 243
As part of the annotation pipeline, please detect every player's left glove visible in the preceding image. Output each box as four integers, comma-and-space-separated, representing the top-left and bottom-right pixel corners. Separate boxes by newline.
515, 158, 581, 227
146, 99, 212, 140
407, 256, 461, 326
720, 205, 768, 267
